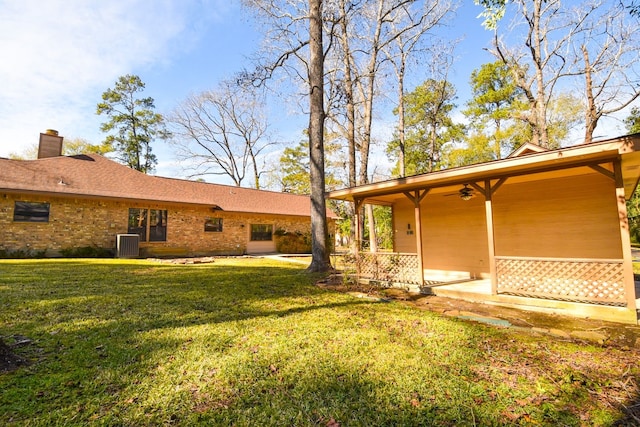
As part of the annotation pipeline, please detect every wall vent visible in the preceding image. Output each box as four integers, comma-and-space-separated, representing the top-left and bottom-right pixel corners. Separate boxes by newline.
116, 234, 139, 258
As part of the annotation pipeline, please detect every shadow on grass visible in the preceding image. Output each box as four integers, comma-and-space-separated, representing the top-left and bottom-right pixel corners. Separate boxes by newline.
616, 390, 640, 426
1, 259, 639, 425
0, 259, 364, 352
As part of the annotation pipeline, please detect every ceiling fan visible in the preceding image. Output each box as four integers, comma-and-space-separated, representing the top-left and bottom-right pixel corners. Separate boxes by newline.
443, 184, 476, 200
459, 184, 475, 200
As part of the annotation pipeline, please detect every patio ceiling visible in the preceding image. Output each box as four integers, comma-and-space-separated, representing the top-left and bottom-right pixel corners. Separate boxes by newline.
327, 134, 640, 205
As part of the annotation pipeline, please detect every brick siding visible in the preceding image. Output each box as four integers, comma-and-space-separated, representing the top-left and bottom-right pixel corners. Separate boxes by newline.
0, 193, 330, 257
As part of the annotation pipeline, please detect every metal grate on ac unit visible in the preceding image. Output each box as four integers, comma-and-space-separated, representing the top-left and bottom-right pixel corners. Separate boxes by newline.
116, 234, 140, 258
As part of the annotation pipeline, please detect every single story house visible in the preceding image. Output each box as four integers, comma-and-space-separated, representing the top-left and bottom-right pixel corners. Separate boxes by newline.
328, 133, 640, 324
0, 131, 336, 257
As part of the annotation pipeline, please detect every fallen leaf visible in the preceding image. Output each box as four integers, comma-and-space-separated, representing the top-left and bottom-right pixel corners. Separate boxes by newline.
326, 418, 340, 427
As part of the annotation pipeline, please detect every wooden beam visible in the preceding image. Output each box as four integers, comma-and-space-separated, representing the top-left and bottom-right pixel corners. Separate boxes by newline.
417, 189, 429, 204
490, 178, 507, 195
403, 191, 414, 203
403, 189, 429, 204
469, 182, 486, 197
484, 179, 497, 295
613, 160, 637, 311
589, 163, 615, 181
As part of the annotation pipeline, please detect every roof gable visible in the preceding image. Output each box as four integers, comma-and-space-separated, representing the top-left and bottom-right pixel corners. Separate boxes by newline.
507, 142, 548, 158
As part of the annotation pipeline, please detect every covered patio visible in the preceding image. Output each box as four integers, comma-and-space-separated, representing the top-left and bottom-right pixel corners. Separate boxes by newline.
328, 134, 640, 324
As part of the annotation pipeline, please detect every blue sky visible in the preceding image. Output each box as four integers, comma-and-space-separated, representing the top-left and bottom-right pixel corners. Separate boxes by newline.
0, 0, 633, 182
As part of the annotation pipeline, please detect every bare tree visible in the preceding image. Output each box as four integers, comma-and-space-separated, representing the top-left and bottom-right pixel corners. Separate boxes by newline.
481, 0, 639, 146
243, 0, 456, 260
383, 2, 451, 177
325, 0, 456, 249
332, 0, 358, 189
168, 81, 273, 188
573, 1, 640, 143
491, 0, 587, 147
351, 0, 445, 187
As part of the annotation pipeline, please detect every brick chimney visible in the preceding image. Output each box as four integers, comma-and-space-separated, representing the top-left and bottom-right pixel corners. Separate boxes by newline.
37, 129, 64, 159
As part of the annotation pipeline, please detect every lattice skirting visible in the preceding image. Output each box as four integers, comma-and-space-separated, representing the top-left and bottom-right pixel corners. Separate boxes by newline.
357, 252, 421, 285
496, 257, 627, 306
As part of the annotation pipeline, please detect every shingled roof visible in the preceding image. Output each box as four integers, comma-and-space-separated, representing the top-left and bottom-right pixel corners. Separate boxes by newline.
0, 154, 336, 218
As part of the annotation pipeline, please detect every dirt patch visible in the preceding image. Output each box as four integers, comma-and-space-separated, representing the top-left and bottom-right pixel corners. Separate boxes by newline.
0, 337, 28, 373
147, 257, 216, 265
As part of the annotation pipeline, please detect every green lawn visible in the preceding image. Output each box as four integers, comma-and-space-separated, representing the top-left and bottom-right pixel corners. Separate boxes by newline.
0, 258, 638, 426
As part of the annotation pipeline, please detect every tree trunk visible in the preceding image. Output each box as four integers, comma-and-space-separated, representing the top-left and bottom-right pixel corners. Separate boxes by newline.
250, 147, 261, 189
339, 0, 358, 246
307, 0, 331, 272
582, 45, 597, 145
530, 0, 549, 147
358, 0, 385, 188
397, 55, 406, 177
366, 203, 377, 253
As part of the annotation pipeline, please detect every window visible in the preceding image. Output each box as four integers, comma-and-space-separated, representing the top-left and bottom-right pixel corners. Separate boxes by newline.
251, 224, 273, 241
149, 209, 167, 242
128, 208, 147, 241
205, 218, 223, 232
128, 208, 167, 242
13, 202, 50, 222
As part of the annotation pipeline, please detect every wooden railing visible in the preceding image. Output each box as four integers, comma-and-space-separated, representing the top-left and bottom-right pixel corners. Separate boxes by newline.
495, 256, 627, 306
353, 252, 421, 285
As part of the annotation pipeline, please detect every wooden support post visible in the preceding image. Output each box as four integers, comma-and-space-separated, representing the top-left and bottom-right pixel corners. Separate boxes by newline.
484, 180, 498, 295
613, 160, 637, 311
413, 195, 424, 286
353, 198, 363, 255
403, 190, 429, 285
353, 198, 364, 278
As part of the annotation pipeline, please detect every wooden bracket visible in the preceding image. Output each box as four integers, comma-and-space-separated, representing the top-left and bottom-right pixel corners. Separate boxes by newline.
403, 189, 429, 206
469, 182, 486, 197
589, 163, 615, 181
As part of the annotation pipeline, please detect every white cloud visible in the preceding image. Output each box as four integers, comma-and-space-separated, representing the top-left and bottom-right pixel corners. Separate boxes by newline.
0, 0, 225, 156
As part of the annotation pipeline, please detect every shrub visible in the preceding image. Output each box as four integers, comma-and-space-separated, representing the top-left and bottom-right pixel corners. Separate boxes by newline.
0, 248, 46, 259
274, 229, 312, 254
631, 224, 640, 244
59, 246, 114, 258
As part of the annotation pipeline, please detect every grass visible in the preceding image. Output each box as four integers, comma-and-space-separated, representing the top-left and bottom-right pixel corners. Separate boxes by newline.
0, 258, 638, 426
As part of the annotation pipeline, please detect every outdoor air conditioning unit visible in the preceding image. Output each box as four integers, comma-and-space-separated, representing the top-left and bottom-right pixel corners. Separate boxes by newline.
116, 234, 140, 258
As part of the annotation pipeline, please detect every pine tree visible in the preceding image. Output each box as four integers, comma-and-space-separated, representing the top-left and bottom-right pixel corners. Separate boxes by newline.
97, 75, 168, 173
